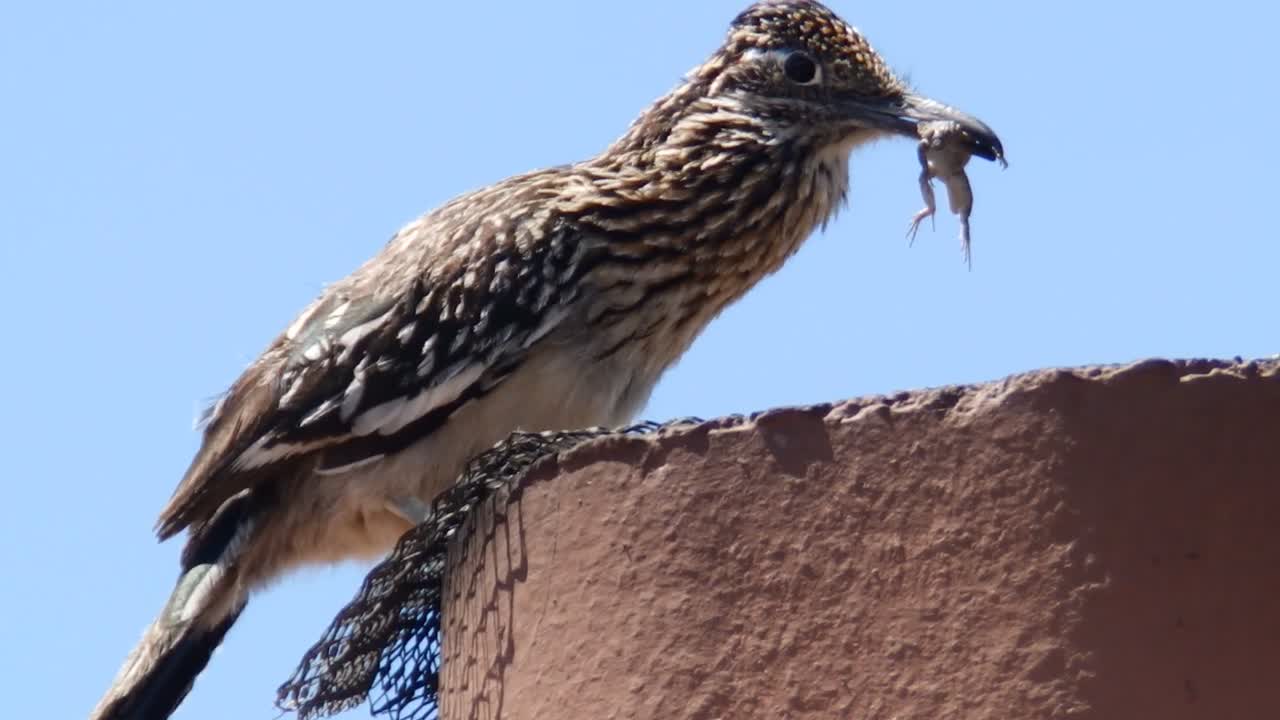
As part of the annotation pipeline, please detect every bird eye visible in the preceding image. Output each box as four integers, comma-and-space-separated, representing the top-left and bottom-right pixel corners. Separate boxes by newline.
783, 51, 820, 85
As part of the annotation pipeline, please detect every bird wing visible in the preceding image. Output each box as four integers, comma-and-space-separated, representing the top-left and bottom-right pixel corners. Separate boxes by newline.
156, 212, 586, 540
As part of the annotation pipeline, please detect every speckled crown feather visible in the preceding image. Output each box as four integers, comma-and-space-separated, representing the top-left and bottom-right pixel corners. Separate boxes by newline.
726, 0, 903, 97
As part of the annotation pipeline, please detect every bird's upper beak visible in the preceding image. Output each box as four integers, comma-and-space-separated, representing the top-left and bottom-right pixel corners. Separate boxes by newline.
845, 91, 1005, 165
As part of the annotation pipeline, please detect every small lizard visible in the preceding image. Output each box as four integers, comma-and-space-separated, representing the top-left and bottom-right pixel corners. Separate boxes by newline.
907, 120, 1003, 268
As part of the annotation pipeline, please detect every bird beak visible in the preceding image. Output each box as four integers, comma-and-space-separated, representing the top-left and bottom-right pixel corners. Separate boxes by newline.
847, 92, 1006, 166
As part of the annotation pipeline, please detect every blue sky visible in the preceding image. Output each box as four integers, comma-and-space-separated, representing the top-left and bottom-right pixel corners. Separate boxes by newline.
1, 2, 1274, 719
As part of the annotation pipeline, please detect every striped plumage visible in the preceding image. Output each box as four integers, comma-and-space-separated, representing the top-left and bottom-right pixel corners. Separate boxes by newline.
92, 2, 1003, 718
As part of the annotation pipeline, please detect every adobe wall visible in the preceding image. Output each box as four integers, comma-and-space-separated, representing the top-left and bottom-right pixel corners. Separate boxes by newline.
441, 359, 1280, 719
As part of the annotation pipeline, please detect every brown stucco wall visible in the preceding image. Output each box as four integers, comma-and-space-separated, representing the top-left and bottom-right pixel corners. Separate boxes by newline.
440, 358, 1280, 719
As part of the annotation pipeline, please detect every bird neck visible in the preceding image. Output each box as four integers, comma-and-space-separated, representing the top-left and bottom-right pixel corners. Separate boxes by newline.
546, 90, 857, 369
575, 92, 855, 288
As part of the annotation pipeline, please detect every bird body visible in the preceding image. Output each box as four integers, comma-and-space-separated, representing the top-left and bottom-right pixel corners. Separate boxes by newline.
92, 2, 1004, 718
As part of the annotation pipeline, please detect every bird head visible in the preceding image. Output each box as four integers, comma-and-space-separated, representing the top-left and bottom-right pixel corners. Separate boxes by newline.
698, 0, 1004, 163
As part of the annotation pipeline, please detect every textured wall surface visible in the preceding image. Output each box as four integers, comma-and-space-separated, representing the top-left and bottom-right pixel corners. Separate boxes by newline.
440, 359, 1280, 720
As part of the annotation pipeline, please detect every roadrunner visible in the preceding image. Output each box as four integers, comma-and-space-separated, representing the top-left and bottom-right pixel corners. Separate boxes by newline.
92, 2, 1004, 718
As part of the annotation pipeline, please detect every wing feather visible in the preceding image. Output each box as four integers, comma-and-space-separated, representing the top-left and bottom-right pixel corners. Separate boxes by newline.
155, 208, 584, 539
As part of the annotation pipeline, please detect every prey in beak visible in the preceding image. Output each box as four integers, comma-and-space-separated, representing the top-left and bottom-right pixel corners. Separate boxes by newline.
908, 119, 1003, 269
880, 94, 1007, 268
845, 92, 1006, 268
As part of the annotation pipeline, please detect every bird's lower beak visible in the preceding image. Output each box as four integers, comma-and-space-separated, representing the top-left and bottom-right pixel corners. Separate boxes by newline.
848, 92, 1005, 165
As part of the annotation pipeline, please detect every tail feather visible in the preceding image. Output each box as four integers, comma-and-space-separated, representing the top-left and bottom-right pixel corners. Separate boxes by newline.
90, 591, 245, 720
134, 605, 243, 719
92, 492, 261, 720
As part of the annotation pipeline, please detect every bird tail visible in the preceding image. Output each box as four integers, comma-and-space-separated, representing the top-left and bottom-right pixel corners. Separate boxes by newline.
91, 492, 262, 720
